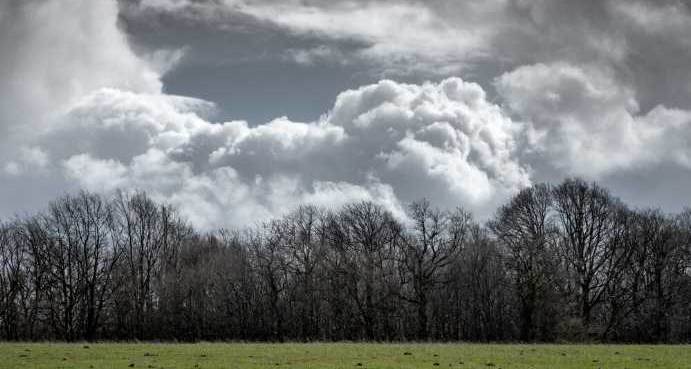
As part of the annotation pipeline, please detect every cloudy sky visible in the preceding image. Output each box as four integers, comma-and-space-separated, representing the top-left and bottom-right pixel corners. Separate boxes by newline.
1, 0, 691, 229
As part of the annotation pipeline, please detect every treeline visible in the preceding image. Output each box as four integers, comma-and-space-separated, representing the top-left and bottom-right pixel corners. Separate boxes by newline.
0, 178, 690, 342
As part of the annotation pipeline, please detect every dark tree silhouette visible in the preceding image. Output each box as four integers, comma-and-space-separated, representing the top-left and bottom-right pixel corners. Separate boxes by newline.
0, 180, 689, 342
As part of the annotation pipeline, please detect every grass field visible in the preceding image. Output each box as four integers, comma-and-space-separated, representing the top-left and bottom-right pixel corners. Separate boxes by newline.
0, 343, 689, 369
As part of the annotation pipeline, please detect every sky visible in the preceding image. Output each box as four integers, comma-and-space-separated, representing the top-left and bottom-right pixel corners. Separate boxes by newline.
1, 0, 691, 230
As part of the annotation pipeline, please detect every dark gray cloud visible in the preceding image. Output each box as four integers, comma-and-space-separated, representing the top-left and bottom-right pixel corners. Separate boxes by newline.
118, 0, 376, 122
492, 0, 691, 112
118, 0, 691, 115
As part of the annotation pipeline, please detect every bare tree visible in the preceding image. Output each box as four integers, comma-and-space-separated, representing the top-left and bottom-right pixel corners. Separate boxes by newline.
251, 222, 291, 341
552, 178, 630, 336
447, 225, 513, 341
215, 229, 258, 339
0, 220, 26, 340
326, 201, 402, 340
281, 205, 328, 340
400, 200, 471, 340
643, 209, 688, 341
111, 191, 187, 339
489, 184, 561, 341
16, 217, 52, 340
39, 192, 119, 340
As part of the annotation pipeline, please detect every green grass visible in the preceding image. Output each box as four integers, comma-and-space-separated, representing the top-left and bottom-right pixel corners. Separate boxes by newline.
0, 343, 689, 369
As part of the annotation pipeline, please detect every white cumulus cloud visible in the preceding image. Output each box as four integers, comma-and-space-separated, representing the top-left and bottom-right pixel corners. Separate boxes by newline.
44, 76, 529, 229
496, 62, 691, 178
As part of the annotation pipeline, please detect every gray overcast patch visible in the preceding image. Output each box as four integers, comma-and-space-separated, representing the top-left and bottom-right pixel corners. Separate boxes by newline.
118, 0, 377, 122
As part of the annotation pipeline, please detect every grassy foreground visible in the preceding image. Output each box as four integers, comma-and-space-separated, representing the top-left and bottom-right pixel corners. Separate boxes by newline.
0, 343, 689, 369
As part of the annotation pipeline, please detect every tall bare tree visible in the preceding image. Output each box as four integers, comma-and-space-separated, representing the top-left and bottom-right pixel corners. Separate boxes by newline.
40, 192, 119, 340
327, 201, 402, 340
400, 200, 471, 339
0, 221, 26, 340
552, 178, 630, 335
490, 184, 560, 341
282, 206, 328, 340
111, 191, 187, 339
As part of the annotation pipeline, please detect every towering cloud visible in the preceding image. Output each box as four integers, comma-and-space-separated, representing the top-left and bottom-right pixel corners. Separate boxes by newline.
0, 0, 160, 135
0, 0, 162, 213
47, 78, 529, 229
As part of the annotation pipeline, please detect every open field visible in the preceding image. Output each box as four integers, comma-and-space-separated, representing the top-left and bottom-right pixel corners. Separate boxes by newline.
0, 343, 689, 369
